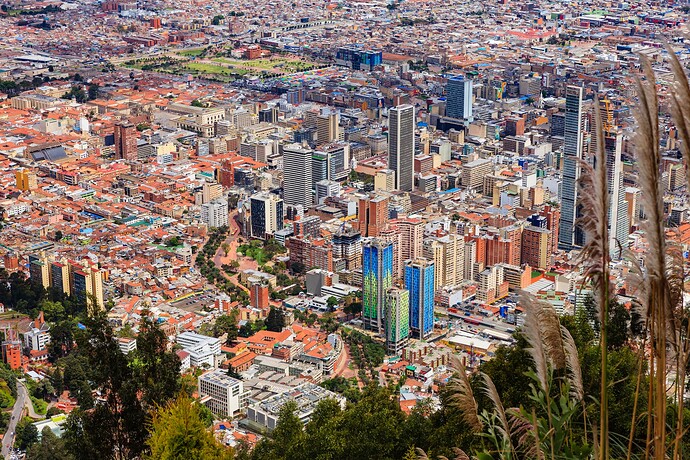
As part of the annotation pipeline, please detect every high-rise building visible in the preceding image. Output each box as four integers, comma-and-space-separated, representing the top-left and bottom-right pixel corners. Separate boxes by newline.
559, 86, 585, 249
316, 110, 339, 145
250, 192, 284, 239
28, 253, 50, 289
15, 169, 37, 192
405, 259, 435, 340
201, 199, 229, 228
50, 260, 71, 296
521, 226, 551, 270
332, 227, 362, 270
446, 75, 473, 122
202, 182, 223, 204
598, 98, 629, 252
363, 239, 393, 333
70, 261, 104, 311
388, 105, 415, 192
392, 217, 424, 262
384, 288, 409, 354
114, 122, 137, 161
283, 144, 313, 207
357, 193, 389, 237
423, 234, 464, 290
249, 277, 270, 310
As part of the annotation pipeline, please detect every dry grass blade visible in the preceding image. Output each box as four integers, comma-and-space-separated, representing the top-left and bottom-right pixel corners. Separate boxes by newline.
537, 301, 566, 370
481, 372, 513, 448
447, 355, 483, 432
519, 293, 549, 391
450, 447, 471, 460
561, 325, 584, 402
508, 408, 538, 458
415, 447, 430, 460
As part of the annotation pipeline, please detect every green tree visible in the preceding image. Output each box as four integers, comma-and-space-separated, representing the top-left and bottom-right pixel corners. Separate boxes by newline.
265, 307, 285, 332
16, 418, 39, 451
87, 84, 99, 100
252, 401, 304, 460
147, 394, 233, 459
213, 310, 239, 344
27, 426, 74, 460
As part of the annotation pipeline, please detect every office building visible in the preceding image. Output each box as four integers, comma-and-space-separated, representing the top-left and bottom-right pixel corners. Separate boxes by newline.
250, 192, 284, 239
405, 259, 435, 340
114, 122, 137, 161
462, 158, 493, 191
332, 227, 362, 270
202, 199, 229, 228
362, 240, 393, 333
178, 332, 222, 368
388, 105, 415, 192
446, 76, 473, 122
316, 110, 339, 145
598, 98, 629, 252
393, 218, 424, 262
559, 86, 585, 249
335, 46, 382, 71
198, 369, 245, 418
202, 182, 223, 204
384, 288, 410, 354
521, 226, 551, 270
249, 278, 270, 310
283, 144, 313, 207
28, 253, 50, 289
315, 180, 341, 205
357, 193, 389, 237
71, 262, 104, 311
423, 234, 464, 290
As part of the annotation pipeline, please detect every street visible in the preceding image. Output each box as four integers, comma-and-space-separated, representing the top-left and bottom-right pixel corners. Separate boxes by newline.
1, 381, 28, 459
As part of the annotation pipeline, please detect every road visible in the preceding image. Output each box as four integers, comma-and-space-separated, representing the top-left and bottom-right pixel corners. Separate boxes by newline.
1, 381, 29, 459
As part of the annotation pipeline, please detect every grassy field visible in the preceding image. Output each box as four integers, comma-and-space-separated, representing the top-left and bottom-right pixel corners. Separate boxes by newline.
178, 48, 205, 57
183, 62, 235, 75
212, 57, 316, 74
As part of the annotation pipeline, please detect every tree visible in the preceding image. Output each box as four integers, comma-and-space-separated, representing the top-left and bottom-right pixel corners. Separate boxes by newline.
16, 418, 39, 451
213, 310, 239, 344
326, 296, 338, 312
27, 426, 73, 460
221, 242, 230, 257
265, 307, 285, 332
54, 230, 63, 241
87, 84, 99, 101
147, 394, 233, 460
252, 401, 305, 460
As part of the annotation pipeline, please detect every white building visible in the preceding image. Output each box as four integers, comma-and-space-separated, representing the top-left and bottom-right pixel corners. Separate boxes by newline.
198, 369, 245, 418
201, 199, 229, 228
177, 332, 222, 368
117, 337, 137, 355
22, 312, 50, 351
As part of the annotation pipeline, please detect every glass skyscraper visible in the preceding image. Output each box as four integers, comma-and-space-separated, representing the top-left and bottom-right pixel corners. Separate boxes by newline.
388, 104, 415, 192
385, 288, 410, 354
446, 75, 473, 122
558, 85, 584, 249
363, 239, 393, 333
405, 259, 435, 340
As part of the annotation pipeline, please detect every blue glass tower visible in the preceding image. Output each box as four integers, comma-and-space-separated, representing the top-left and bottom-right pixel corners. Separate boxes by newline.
446, 75, 473, 122
405, 258, 435, 340
363, 239, 393, 333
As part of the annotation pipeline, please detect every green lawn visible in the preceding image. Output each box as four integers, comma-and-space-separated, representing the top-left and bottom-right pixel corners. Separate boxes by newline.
178, 48, 205, 57
184, 62, 234, 75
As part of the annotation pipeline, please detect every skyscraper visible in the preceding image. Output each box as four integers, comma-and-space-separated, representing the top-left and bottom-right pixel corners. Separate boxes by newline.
283, 144, 313, 207
446, 75, 473, 122
559, 86, 585, 250
384, 288, 409, 354
388, 105, 415, 192
599, 98, 629, 252
250, 192, 284, 239
114, 122, 137, 161
201, 199, 229, 228
363, 239, 393, 333
405, 259, 435, 340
